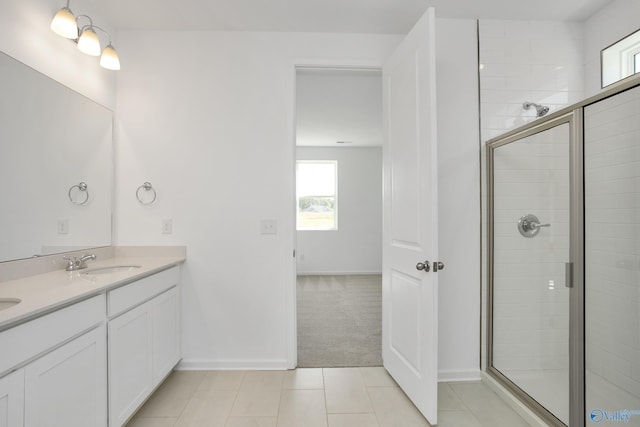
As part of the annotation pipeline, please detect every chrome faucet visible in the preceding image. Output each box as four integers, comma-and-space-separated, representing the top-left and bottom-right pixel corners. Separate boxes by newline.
63, 254, 96, 271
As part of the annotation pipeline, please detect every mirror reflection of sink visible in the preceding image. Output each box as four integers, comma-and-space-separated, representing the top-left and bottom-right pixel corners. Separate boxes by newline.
0, 298, 21, 311
82, 266, 142, 275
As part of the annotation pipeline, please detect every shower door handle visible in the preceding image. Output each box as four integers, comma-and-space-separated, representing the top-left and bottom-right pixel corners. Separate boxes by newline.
565, 262, 573, 288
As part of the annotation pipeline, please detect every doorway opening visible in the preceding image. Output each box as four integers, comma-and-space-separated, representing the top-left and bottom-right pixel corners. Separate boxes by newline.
294, 67, 383, 368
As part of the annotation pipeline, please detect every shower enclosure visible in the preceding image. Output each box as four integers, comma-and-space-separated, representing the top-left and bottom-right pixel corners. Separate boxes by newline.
486, 78, 640, 426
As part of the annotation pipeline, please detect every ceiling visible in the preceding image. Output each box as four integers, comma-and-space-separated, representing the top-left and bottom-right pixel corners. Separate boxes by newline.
86, 0, 614, 34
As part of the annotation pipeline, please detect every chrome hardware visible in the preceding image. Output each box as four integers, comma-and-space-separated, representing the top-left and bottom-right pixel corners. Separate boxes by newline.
416, 261, 430, 272
63, 253, 96, 271
565, 262, 573, 288
433, 261, 445, 272
136, 182, 157, 205
523, 101, 550, 117
68, 182, 89, 205
517, 214, 550, 238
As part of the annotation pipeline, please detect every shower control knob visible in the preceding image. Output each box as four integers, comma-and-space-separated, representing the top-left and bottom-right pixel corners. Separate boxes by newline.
416, 261, 430, 272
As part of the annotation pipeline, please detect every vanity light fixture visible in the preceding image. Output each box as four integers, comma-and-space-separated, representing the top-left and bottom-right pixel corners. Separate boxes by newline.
99, 43, 121, 70
76, 17, 101, 56
50, 0, 78, 39
50, 2, 121, 70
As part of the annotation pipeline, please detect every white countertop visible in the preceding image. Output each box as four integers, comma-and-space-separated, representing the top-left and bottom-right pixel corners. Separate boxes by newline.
0, 256, 185, 331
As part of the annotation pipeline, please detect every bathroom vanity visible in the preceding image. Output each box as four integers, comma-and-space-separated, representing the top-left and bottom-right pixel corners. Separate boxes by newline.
0, 252, 184, 427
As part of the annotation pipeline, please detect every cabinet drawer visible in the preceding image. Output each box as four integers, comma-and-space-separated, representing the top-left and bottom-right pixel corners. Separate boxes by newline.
0, 295, 105, 377
107, 267, 179, 318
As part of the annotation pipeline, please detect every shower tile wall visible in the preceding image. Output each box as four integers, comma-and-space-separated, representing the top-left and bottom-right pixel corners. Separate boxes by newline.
479, 20, 584, 142
479, 19, 585, 368
492, 125, 570, 374
584, 86, 640, 417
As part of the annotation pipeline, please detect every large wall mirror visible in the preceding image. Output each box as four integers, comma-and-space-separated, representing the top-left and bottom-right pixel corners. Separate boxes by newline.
0, 51, 113, 263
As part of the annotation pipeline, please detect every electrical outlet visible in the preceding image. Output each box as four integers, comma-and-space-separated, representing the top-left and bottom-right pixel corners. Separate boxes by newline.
161, 218, 173, 234
57, 219, 68, 234
260, 219, 277, 235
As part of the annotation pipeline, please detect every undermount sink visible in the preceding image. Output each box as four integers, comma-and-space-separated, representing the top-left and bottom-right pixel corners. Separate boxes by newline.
82, 265, 142, 275
0, 298, 21, 311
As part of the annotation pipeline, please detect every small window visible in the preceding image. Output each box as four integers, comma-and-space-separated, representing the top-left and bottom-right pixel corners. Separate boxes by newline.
296, 160, 337, 231
601, 28, 640, 87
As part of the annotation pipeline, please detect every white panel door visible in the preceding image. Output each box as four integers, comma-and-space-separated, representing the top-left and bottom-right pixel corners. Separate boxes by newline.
382, 7, 439, 425
0, 369, 24, 427
24, 325, 107, 427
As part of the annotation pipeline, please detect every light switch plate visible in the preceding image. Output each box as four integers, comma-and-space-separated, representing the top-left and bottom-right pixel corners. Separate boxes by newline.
57, 219, 68, 234
161, 218, 173, 234
261, 219, 277, 234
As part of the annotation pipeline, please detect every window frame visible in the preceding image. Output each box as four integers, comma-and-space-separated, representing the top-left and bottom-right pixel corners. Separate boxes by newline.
295, 160, 338, 231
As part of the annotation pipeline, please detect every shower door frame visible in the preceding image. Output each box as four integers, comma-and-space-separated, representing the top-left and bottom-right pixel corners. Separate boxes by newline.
486, 111, 585, 427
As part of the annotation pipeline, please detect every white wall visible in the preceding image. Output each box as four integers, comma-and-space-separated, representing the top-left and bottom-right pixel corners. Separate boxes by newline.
435, 18, 482, 381
116, 19, 484, 377
0, 0, 117, 109
296, 147, 382, 275
114, 30, 402, 369
584, 0, 640, 97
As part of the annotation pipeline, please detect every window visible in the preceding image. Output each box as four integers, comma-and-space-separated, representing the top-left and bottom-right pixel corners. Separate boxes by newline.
601, 28, 640, 87
296, 160, 337, 230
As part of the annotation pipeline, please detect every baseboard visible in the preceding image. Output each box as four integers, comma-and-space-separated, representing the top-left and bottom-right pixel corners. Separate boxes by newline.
176, 358, 290, 371
296, 271, 382, 276
481, 371, 549, 427
438, 369, 482, 382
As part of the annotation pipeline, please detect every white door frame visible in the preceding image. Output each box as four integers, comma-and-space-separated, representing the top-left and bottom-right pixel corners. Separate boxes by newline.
288, 61, 386, 369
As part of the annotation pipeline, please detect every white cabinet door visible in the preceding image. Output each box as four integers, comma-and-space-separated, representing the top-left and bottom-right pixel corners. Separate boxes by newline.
382, 7, 439, 425
108, 302, 153, 427
152, 287, 180, 384
24, 325, 107, 427
0, 369, 24, 427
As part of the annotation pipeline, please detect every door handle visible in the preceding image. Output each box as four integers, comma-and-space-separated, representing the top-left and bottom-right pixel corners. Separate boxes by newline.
433, 261, 445, 272
416, 261, 430, 272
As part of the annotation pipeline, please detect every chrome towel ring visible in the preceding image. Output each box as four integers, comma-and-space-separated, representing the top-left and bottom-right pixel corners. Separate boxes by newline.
136, 182, 157, 205
68, 182, 89, 205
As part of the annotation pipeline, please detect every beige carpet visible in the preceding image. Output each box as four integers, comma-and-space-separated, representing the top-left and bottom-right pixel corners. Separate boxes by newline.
297, 274, 382, 368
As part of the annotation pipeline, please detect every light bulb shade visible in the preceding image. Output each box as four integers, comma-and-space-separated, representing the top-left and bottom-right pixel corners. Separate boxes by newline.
77, 28, 101, 56
50, 7, 78, 39
100, 44, 120, 70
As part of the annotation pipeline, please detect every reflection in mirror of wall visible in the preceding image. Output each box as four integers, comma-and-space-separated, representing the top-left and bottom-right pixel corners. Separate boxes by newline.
0, 51, 113, 263
601, 28, 640, 87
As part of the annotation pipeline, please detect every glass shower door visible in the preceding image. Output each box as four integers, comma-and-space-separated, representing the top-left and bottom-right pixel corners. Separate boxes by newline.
489, 119, 572, 426
584, 85, 640, 426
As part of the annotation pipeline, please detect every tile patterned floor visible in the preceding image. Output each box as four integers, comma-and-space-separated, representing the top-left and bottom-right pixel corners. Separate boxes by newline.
125, 368, 533, 427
